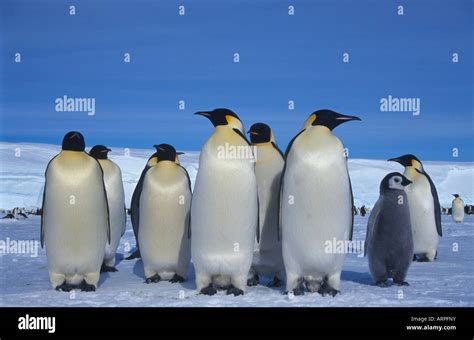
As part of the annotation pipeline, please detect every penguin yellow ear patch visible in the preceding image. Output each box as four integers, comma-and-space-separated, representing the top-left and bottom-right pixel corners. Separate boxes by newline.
225, 115, 235, 125
303, 114, 317, 128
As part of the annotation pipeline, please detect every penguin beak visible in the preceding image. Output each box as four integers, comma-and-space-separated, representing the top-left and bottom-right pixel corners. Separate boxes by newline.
401, 177, 412, 186
176, 151, 185, 155
335, 114, 361, 122
247, 130, 258, 135
388, 157, 401, 164
106, 148, 112, 152
195, 111, 211, 118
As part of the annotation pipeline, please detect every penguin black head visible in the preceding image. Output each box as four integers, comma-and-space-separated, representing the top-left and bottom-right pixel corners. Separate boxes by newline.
388, 154, 423, 169
453, 194, 460, 198
194, 108, 243, 130
62, 131, 85, 152
304, 109, 361, 131
248, 123, 272, 144
89, 145, 111, 160
380, 172, 412, 193
153, 143, 183, 163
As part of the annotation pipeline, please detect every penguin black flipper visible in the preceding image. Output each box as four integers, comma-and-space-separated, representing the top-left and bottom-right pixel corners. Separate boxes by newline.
278, 129, 306, 240
40, 154, 59, 248
92, 154, 111, 244
130, 160, 154, 245
178, 164, 193, 239
232, 128, 251, 145
365, 199, 381, 256
271, 142, 285, 160
130, 168, 146, 240
416, 169, 442, 237
122, 204, 127, 237
256, 193, 260, 243
348, 173, 354, 241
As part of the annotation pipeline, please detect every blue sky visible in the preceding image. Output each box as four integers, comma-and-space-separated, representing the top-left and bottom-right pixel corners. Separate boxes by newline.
0, 0, 472, 160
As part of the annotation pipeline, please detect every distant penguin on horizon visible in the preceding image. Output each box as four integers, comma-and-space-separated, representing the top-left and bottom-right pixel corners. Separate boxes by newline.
365, 172, 413, 287
41, 131, 110, 291
451, 194, 465, 223
281, 109, 361, 296
389, 154, 442, 262
89, 145, 126, 272
247, 122, 285, 287
138, 144, 192, 283
191, 108, 258, 296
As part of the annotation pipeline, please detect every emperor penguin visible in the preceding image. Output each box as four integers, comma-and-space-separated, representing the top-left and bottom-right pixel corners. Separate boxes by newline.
192, 108, 258, 296
128, 149, 184, 260
89, 145, 126, 272
138, 144, 192, 283
246, 123, 285, 287
281, 109, 360, 296
41, 131, 110, 291
451, 194, 465, 223
365, 172, 413, 287
389, 155, 442, 262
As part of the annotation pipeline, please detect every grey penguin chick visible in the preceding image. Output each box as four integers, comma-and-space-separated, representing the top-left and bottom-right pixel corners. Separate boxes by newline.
365, 172, 414, 287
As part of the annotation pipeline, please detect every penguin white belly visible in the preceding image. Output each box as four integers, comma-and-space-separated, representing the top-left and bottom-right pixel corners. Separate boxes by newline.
138, 164, 191, 280
452, 200, 465, 223
405, 175, 439, 256
99, 159, 126, 267
191, 144, 257, 288
282, 131, 351, 289
43, 153, 107, 287
252, 145, 284, 277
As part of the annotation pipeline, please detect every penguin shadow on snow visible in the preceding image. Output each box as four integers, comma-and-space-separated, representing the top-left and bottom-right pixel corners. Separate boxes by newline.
98, 253, 125, 286
341, 270, 373, 286
132, 259, 145, 279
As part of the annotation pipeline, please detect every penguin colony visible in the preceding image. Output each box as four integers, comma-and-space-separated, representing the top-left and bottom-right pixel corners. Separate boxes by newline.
41, 108, 450, 294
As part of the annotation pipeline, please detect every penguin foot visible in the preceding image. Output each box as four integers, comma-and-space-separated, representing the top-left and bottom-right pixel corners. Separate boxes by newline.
79, 280, 96, 292
126, 249, 141, 260
145, 274, 161, 284
285, 282, 305, 296
247, 274, 259, 287
376, 281, 390, 288
267, 276, 283, 288
416, 256, 431, 262
226, 285, 244, 296
318, 281, 340, 297
394, 281, 410, 286
100, 264, 118, 273
170, 274, 185, 283
412, 254, 417, 262
55, 282, 74, 292
200, 284, 217, 296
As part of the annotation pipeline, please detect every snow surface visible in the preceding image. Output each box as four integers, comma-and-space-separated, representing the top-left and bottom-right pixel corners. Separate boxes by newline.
0, 215, 472, 307
0, 142, 473, 306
